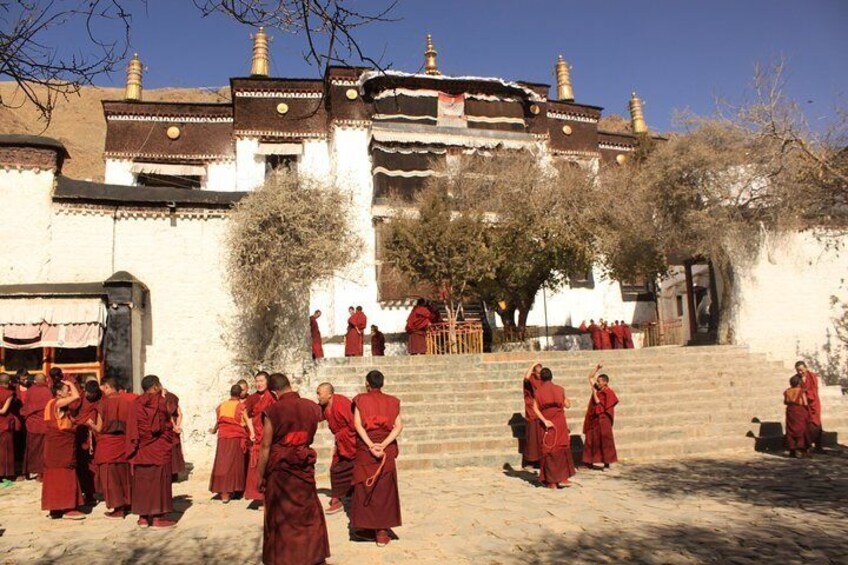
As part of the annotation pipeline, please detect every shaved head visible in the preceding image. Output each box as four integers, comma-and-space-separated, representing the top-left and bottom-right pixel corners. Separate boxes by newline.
34, 373, 47, 385
316, 382, 334, 406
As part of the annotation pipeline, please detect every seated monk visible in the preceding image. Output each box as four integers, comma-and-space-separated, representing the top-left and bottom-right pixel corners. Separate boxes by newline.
244, 371, 275, 504
127, 375, 176, 528
784, 375, 810, 458
209, 384, 254, 502
405, 298, 431, 355
351, 370, 403, 547
258, 373, 330, 565
316, 382, 357, 514
582, 364, 619, 469
522, 363, 543, 469
42, 378, 84, 519
0, 373, 14, 480
91, 377, 134, 518
533, 367, 576, 488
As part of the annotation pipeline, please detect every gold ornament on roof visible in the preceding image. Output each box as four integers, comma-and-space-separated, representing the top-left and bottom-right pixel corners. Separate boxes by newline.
345, 88, 358, 100
424, 34, 440, 76
616, 154, 627, 165
555, 55, 574, 101
529, 104, 540, 115
166, 126, 181, 140
629, 91, 648, 134
251, 27, 270, 77
276, 102, 289, 115
562, 125, 572, 135
125, 53, 143, 101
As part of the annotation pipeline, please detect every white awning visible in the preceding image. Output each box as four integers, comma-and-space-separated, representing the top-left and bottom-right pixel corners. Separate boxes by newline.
131, 162, 207, 176
0, 298, 106, 326
257, 143, 304, 156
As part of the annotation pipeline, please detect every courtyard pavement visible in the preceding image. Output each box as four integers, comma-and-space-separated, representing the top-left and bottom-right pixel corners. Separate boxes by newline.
1, 449, 846, 564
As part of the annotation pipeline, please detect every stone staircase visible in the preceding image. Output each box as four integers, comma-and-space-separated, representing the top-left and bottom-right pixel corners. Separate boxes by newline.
306, 346, 848, 474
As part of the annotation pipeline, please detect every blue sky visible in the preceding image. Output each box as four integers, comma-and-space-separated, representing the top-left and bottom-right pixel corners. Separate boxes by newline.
55, 1, 848, 131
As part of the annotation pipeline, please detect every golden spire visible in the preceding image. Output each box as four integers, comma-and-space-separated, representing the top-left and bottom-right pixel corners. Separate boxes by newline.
555, 55, 574, 101
629, 91, 648, 134
125, 53, 143, 101
251, 27, 270, 77
424, 34, 440, 75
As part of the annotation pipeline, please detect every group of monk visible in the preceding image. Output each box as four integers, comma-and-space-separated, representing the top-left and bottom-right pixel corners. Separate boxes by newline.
522, 362, 619, 487
783, 360, 824, 458
580, 319, 634, 350
0, 369, 186, 526
206, 369, 403, 563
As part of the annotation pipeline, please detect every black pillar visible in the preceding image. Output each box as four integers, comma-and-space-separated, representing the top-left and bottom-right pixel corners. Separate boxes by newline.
103, 272, 147, 393
683, 260, 697, 342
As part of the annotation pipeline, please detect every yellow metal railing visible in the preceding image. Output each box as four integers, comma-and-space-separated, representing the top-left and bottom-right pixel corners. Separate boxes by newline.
426, 322, 484, 355
643, 319, 685, 347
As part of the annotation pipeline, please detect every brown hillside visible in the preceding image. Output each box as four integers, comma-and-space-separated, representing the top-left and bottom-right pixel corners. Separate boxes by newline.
0, 82, 230, 181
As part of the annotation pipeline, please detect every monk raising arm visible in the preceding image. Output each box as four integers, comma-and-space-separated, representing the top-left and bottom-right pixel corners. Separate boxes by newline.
55, 380, 80, 409
588, 363, 603, 403
256, 416, 274, 492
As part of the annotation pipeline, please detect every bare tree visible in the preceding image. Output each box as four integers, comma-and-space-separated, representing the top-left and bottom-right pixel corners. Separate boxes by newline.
0, 0, 137, 122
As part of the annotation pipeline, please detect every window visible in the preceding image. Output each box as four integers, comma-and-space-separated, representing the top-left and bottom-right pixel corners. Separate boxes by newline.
265, 155, 298, 176
0, 347, 43, 372
136, 173, 202, 189
54, 346, 98, 365
676, 295, 684, 317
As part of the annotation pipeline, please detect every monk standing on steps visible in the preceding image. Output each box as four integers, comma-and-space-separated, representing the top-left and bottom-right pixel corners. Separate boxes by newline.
310, 310, 324, 360
345, 306, 367, 357
258, 373, 330, 565
406, 298, 432, 355
351, 370, 403, 547
245, 371, 274, 505
210, 384, 255, 502
0, 373, 15, 481
795, 361, 823, 452
90, 377, 134, 518
127, 375, 176, 528
316, 382, 356, 514
371, 325, 386, 357
522, 363, 543, 469
41, 378, 84, 519
21, 372, 51, 479
533, 367, 576, 488
582, 364, 619, 470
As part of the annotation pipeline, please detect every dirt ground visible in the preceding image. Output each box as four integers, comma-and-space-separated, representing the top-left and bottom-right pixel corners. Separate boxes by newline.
1, 450, 846, 564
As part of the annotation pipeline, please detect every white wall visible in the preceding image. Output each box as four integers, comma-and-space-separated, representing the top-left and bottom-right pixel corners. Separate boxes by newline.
104, 159, 134, 186
204, 161, 237, 191
0, 169, 54, 283
235, 137, 264, 191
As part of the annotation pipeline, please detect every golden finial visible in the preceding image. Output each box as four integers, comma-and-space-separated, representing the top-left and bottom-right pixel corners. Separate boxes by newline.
555, 55, 574, 101
125, 53, 143, 101
629, 91, 648, 134
424, 34, 440, 75
251, 27, 270, 77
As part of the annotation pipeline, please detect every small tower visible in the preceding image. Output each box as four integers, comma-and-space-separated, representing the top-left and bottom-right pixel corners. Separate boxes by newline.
424, 34, 440, 75
125, 53, 143, 101
251, 27, 270, 77
555, 55, 574, 101
629, 91, 648, 134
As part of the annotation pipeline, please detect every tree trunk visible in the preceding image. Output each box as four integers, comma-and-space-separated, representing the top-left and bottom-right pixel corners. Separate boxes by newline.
517, 307, 530, 330
713, 256, 737, 345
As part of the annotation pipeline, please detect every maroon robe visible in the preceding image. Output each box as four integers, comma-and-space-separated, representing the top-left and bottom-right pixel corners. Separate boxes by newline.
94, 391, 133, 509
164, 391, 186, 477
127, 392, 174, 517
245, 390, 275, 501
345, 312, 367, 357
209, 399, 248, 495
42, 399, 83, 512
578, 322, 588, 332
535, 381, 576, 485
784, 387, 810, 451
351, 389, 402, 531
587, 324, 602, 350
621, 324, 634, 349
0, 388, 15, 477
599, 327, 612, 350
371, 331, 386, 357
262, 391, 329, 565
522, 375, 543, 465
406, 305, 431, 355
74, 396, 100, 501
21, 382, 52, 475
610, 325, 622, 349
310, 315, 324, 360
802, 371, 822, 425
323, 394, 356, 498
582, 386, 619, 465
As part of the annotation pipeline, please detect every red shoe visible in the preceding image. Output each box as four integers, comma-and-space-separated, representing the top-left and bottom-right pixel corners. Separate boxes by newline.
151, 517, 177, 528
561, 479, 572, 487
105, 509, 126, 519
62, 510, 86, 520
325, 498, 343, 514
137, 517, 150, 528
220, 493, 231, 503
376, 530, 390, 547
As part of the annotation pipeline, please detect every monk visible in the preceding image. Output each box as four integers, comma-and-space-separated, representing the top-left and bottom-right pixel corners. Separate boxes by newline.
521, 363, 544, 469
316, 382, 357, 514
795, 361, 823, 451
127, 375, 176, 528
621, 322, 634, 349
598, 320, 612, 350
210, 384, 254, 502
310, 310, 325, 360
0, 373, 15, 480
784, 375, 810, 457
258, 373, 330, 565
578, 321, 588, 332
351, 370, 403, 547
163, 388, 186, 479
345, 306, 367, 357
42, 378, 84, 519
609, 321, 621, 349
587, 320, 601, 350
406, 298, 431, 355
74, 380, 102, 504
533, 367, 576, 488
371, 325, 386, 357
91, 377, 134, 518
237, 379, 250, 400
583, 365, 619, 469
21, 372, 52, 479
245, 371, 275, 504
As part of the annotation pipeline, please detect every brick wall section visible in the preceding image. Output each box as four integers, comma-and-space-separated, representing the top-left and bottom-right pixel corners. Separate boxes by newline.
0, 146, 60, 171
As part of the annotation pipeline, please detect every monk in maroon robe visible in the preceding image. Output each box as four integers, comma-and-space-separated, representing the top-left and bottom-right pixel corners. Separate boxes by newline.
127, 375, 176, 528
317, 383, 357, 514
351, 370, 403, 547
406, 298, 431, 355
310, 310, 325, 360
42, 379, 85, 519
371, 325, 386, 357
587, 320, 601, 350
163, 389, 186, 479
522, 363, 543, 469
583, 365, 619, 469
210, 384, 254, 502
610, 321, 622, 349
21, 373, 52, 478
599, 321, 612, 350
795, 361, 823, 450
621, 322, 634, 349
92, 377, 134, 518
74, 380, 101, 504
784, 375, 811, 457
245, 371, 275, 503
0, 373, 15, 479
345, 306, 367, 357
533, 368, 576, 488
258, 373, 330, 565
578, 321, 588, 332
